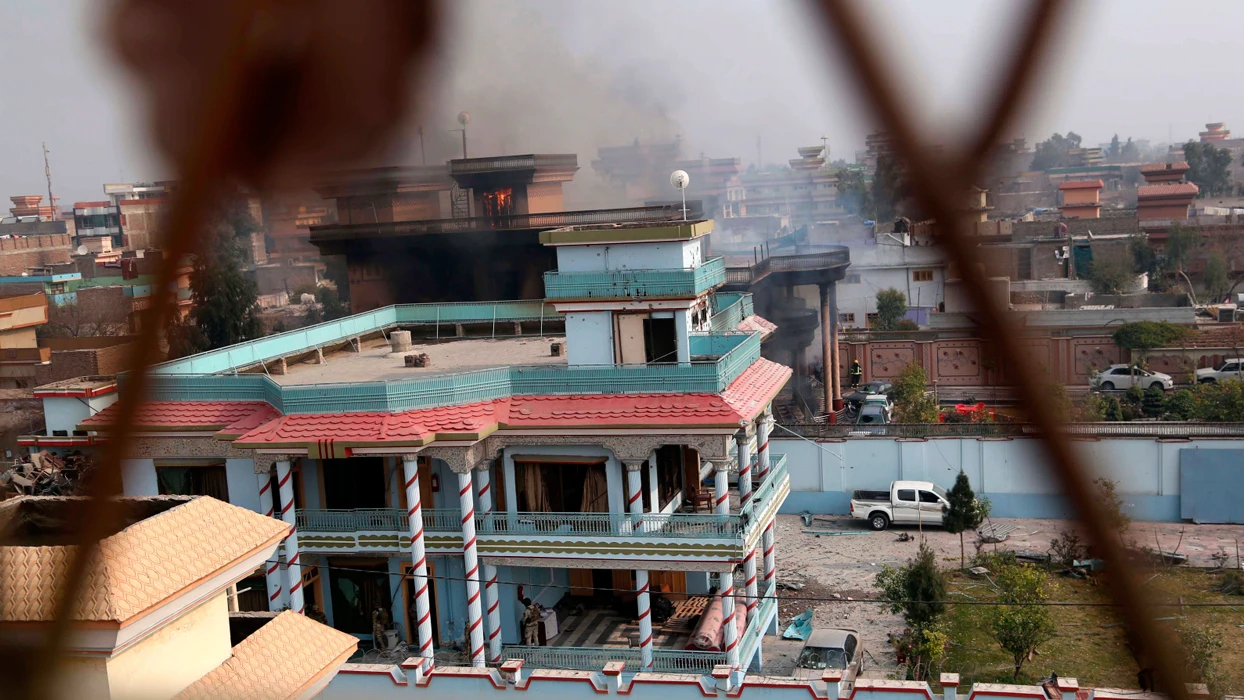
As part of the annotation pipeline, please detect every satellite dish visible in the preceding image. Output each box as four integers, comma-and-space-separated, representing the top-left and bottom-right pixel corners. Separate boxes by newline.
457, 111, 471, 126
670, 170, 690, 190
76, 245, 88, 256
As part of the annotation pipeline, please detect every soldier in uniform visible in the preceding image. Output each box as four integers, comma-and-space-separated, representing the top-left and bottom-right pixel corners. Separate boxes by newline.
520, 598, 542, 646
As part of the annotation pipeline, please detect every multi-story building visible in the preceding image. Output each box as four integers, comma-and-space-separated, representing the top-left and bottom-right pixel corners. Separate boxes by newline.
739, 147, 837, 226
0, 292, 50, 388
60, 218, 790, 676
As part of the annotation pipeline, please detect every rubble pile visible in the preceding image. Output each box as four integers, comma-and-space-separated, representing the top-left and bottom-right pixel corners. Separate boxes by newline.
0, 450, 93, 499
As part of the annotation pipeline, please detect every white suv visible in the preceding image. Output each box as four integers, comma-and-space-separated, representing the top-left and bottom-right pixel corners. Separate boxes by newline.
1196, 359, 1244, 383
1091, 364, 1174, 391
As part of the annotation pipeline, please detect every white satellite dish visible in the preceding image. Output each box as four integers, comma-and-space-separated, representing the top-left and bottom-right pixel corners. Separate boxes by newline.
76, 245, 88, 256
457, 111, 471, 126
670, 170, 691, 221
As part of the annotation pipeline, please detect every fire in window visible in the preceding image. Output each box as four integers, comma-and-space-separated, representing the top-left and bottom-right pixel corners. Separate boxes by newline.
480, 188, 514, 218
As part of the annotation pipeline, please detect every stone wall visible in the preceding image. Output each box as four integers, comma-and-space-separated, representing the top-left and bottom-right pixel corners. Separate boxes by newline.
35, 337, 137, 385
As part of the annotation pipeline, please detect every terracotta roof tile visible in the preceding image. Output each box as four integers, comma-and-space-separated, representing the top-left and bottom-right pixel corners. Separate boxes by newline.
81, 401, 273, 431
216, 404, 283, 437
1140, 161, 1189, 173
0, 496, 288, 623
176, 611, 357, 700
736, 314, 778, 338
1138, 183, 1199, 198
719, 358, 792, 419
1058, 179, 1104, 190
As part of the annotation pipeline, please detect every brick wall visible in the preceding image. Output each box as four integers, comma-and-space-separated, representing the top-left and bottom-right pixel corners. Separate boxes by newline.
0, 234, 74, 275
34, 337, 138, 385
1013, 215, 1138, 240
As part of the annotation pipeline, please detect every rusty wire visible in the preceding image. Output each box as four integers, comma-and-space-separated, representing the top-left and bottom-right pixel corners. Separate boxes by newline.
7, 1, 1202, 697
809, 1, 1190, 698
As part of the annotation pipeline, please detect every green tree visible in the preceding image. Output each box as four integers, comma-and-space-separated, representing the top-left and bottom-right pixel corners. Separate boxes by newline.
316, 286, 350, 322
835, 169, 872, 218
1030, 131, 1082, 171
874, 288, 908, 331
1106, 134, 1121, 161
1102, 395, 1124, 421
184, 221, 264, 352
871, 152, 910, 222
942, 471, 990, 569
1202, 251, 1231, 302
1095, 477, 1131, 542
989, 564, 1055, 681
1142, 384, 1166, 418
1185, 141, 1233, 197
1163, 225, 1201, 274
1121, 137, 1140, 162
1162, 389, 1198, 420
1178, 624, 1226, 698
1076, 392, 1108, 421
1047, 382, 1074, 422
891, 362, 940, 423
1189, 379, 1244, 421
1086, 255, 1134, 294
1112, 321, 1190, 352
876, 541, 948, 680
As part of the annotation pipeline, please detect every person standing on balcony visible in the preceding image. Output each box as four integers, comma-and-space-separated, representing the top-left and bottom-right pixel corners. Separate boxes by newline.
521, 598, 542, 646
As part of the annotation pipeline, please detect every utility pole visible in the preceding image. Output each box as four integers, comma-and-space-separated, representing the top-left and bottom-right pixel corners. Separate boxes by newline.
42, 142, 56, 220
417, 126, 427, 165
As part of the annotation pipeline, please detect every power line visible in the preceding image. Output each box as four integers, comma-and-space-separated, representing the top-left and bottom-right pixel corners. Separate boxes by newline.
264, 559, 1244, 609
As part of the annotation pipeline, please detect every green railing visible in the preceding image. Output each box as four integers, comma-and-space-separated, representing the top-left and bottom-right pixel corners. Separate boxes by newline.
543, 257, 726, 301
741, 456, 788, 524
499, 645, 726, 675
296, 508, 461, 533
475, 510, 740, 538
709, 292, 755, 331
144, 330, 761, 415
739, 583, 777, 669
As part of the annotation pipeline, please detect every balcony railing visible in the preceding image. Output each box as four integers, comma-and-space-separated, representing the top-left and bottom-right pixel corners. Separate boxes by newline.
499, 645, 726, 675
476, 510, 740, 538
709, 292, 755, 331
448, 154, 579, 174
725, 245, 851, 285
297, 508, 461, 533
741, 456, 788, 523
542, 257, 726, 301
781, 422, 1244, 439
144, 330, 761, 415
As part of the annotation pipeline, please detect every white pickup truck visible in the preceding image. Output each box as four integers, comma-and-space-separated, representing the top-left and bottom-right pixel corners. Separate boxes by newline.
849, 480, 949, 531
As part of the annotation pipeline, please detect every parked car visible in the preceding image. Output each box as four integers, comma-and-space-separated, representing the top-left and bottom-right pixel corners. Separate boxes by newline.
791, 628, 864, 684
1090, 364, 1174, 391
844, 381, 892, 411
1196, 359, 1244, 383
855, 394, 892, 426
849, 480, 949, 531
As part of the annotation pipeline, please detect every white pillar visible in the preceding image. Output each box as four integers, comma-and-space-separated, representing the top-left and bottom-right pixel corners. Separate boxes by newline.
736, 431, 753, 508
626, 460, 645, 533
720, 569, 740, 669
762, 519, 777, 594
647, 455, 659, 514
636, 570, 654, 669
275, 459, 304, 614
458, 472, 486, 667
743, 546, 759, 623
475, 466, 502, 665
757, 413, 774, 481
401, 455, 435, 671
714, 460, 731, 516
256, 471, 285, 611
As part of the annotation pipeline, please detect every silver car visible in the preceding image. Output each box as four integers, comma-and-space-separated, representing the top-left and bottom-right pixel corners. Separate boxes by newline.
792, 628, 863, 685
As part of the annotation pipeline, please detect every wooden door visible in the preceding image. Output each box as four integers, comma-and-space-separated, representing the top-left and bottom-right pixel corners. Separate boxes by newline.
615, 313, 648, 364
569, 569, 593, 597
649, 571, 687, 602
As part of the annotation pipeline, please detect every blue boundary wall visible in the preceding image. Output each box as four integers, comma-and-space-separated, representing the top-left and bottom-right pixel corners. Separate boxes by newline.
775, 436, 1244, 522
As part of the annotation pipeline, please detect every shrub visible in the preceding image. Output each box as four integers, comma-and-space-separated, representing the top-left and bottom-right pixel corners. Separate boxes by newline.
1048, 530, 1087, 568
1095, 478, 1130, 543
1214, 569, 1244, 596
990, 563, 1055, 681
1111, 321, 1190, 351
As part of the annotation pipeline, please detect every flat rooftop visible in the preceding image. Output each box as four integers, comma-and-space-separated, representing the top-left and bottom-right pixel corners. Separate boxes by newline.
270, 335, 568, 386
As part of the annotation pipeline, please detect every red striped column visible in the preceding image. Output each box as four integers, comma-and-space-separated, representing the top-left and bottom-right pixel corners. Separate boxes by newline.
736, 431, 754, 508
720, 569, 740, 669
762, 519, 777, 593
458, 471, 485, 667
625, 459, 645, 532
743, 546, 759, 623
636, 570, 653, 669
757, 413, 774, 481
401, 455, 435, 671
275, 459, 304, 614
474, 466, 502, 665
256, 471, 285, 611
713, 459, 731, 517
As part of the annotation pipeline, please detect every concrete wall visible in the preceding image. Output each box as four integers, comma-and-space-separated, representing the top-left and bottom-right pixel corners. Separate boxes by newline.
775, 435, 1244, 521
565, 312, 614, 365
42, 393, 119, 435
105, 592, 232, 699
119, 456, 258, 508
555, 241, 700, 273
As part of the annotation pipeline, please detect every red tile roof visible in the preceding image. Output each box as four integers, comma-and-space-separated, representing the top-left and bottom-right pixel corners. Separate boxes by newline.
73, 201, 112, 208
1140, 161, 1189, 173
230, 359, 792, 457
1057, 179, 1104, 190
1138, 183, 1199, 198
736, 314, 778, 338
80, 401, 273, 431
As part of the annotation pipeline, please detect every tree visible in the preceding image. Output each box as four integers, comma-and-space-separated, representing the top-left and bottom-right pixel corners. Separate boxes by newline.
874, 288, 907, 331
891, 362, 940, 423
1142, 384, 1166, 418
1086, 255, 1135, 294
1106, 134, 1121, 161
1076, 392, 1108, 421
989, 563, 1055, 681
316, 286, 350, 321
1112, 321, 1190, 353
835, 169, 871, 218
184, 220, 264, 352
41, 300, 130, 338
943, 471, 990, 569
1095, 477, 1130, 543
1102, 395, 1124, 421
1184, 141, 1233, 197
1047, 382, 1073, 422
871, 153, 910, 222
1121, 138, 1140, 163
1188, 378, 1244, 421
876, 541, 948, 680
1030, 132, 1082, 171
1164, 225, 1201, 275
1178, 624, 1226, 698
1202, 251, 1231, 302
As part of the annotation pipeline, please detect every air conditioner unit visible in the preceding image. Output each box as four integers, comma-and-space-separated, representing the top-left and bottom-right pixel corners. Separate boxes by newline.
1217, 305, 1238, 323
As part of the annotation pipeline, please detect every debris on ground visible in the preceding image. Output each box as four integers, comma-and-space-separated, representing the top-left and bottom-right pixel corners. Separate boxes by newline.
895, 532, 912, 542
777, 580, 805, 591
969, 566, 990, 576
977, 522, 1017, 543
803, 530, 871, 536
782, 609, 813, 640
0, 450, 93, 499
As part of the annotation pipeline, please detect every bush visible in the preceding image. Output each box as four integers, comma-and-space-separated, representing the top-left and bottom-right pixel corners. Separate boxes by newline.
971, 549, 1019, 572
1214, 569, 1244, 596
1178, 623, 1226, 698
1111, 321, 1190, 351
990, 563, 1055, 681
1048, 530, 1087, 568
1076, 392, 1108, 421
876, 541, 947, 681
1095, 478, 1130, 542
1162, 389, 1198, 420
896, 318, 920, 331
1142, 385, 1166, 417
891, 363, 939, 423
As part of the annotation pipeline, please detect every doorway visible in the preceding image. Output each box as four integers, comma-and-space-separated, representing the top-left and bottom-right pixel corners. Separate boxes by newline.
323, 458, 386, 510
328, 560, 392, 636
403, 560, 440, 645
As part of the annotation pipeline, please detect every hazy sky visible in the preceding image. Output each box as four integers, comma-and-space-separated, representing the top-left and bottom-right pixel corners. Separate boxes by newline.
2, 0, 1242, 205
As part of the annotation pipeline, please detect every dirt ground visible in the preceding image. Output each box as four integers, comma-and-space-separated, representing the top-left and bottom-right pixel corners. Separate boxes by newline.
760, 514, 1244, 680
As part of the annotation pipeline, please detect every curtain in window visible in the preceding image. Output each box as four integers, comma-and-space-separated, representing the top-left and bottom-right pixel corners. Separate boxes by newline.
201, 466, 229, 502
518, 462, 550, 512
580, 463, 608, 513
157, 467, 192, 496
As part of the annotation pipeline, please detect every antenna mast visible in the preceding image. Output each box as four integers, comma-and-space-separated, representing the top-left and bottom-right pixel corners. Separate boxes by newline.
43, 142, 56, 220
